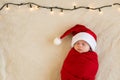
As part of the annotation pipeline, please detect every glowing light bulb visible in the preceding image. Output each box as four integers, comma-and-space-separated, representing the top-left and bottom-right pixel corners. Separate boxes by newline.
50, 11, 54, 14
99, 11, 103, 15
5, 4, 10, 10
34, 6, 39, 10
59, 9, 64, 15
60, 12, 64, 14
29, 4, 34, 11
5, 7, 10, 10
30, 8, 34, 11
18, 5, 21, 8
50, 8, 54, 15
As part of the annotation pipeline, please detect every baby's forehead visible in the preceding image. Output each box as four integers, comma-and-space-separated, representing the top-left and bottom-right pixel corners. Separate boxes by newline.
76, 40, 86, 43
75, 40, 90, 45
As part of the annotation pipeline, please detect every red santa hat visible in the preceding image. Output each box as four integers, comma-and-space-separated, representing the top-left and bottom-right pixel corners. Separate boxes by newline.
54, 24, 97, 51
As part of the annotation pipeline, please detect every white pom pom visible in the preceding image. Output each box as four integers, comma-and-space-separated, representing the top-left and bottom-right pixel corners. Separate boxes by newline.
53, 37, 62, 45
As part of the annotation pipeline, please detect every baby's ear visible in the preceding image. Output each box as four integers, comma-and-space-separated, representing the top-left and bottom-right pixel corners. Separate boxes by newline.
89, 47, 92, 51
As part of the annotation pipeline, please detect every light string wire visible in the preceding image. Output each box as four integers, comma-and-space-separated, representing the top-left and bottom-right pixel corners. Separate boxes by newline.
0, 2, 120, 12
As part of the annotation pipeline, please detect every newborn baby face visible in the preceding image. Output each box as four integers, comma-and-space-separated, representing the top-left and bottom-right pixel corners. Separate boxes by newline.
74, 40, 90, 53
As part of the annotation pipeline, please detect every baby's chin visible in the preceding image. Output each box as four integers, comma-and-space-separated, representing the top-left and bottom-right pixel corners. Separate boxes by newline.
76, 50, 84, 53
76, 49, 89, 53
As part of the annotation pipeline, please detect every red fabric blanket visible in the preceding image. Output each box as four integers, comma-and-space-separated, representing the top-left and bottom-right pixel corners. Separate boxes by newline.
61, 48, 98, 80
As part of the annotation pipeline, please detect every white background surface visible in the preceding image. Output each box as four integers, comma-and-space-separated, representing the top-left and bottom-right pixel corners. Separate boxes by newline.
0, 0, 120, 80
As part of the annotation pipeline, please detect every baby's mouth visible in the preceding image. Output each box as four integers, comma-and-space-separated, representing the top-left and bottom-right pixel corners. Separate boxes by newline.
77, 49, 82, 51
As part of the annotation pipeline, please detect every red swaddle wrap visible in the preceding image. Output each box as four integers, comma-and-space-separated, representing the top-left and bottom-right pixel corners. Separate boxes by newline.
61, 48, 98, 80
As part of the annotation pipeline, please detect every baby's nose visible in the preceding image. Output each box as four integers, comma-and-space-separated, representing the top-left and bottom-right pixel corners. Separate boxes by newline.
78, 44, 82, 47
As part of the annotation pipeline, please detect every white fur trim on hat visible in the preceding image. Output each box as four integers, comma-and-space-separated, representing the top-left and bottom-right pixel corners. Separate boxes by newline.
71, 32, 97, 51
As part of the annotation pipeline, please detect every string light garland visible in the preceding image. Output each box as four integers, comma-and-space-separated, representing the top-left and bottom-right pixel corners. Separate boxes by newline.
0, 2, 120, 13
